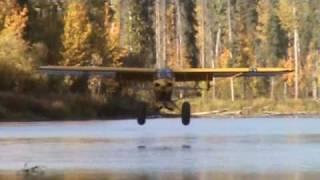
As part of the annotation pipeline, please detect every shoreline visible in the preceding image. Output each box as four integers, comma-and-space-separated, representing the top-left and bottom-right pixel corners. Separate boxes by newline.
1, 92, 320, 122
0, 111, 319, 123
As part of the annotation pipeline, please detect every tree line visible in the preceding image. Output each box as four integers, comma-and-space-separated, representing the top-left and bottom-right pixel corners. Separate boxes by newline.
0, 0, 320, 101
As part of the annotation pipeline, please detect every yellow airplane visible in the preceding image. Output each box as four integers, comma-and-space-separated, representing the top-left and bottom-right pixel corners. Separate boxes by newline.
39, 66, 293, 126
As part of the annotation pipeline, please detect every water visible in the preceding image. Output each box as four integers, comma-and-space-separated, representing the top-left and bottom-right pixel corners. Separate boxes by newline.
1, 117, 320, 178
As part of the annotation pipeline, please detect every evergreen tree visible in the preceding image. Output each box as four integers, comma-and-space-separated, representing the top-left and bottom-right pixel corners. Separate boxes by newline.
126, 0, 155, 67
26, 0, 64, 65
233, 0, 258, 98
256, 0, 288, 97
87, 0, 105, 65
182, 0, 198, 67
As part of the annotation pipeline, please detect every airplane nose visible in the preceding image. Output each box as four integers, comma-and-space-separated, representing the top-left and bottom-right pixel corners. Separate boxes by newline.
154, 82, 161, 87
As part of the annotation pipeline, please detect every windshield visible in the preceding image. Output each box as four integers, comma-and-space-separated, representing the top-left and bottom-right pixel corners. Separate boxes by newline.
157, 68, 173, 79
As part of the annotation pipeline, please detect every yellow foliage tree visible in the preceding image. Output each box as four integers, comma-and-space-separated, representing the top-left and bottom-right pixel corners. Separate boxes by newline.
0, 1, 37, 91
276, 0, 297, 32
280, 58, 294, 87
104, 0, 127, 67
301, 49, 318, 93
61, 0, 92, 66
195, 0, 205, 68
218, 48, 231, 68
0, 0, 7, 28
0, 0, 16, 29
0, 1, 29, 68
256, 0, 272, 43
215, 48, 232, 98
1, 1, 28, 38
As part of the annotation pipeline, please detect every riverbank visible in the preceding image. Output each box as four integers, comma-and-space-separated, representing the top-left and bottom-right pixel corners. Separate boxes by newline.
0, 92, 141, 121
188, 98, 320, 117
0, 92, 320, 121
2, 169, 320, 180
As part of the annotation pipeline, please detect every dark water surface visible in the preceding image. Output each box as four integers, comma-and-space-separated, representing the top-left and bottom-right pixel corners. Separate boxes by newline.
1, 117, 320, 179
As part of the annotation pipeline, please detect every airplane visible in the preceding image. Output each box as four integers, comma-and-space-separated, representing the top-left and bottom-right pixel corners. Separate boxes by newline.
39, 66, 293, 126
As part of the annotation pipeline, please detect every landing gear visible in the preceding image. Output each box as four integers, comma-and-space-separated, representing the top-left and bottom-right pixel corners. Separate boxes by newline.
137, 102, 146, 125
181, 102, 191, 126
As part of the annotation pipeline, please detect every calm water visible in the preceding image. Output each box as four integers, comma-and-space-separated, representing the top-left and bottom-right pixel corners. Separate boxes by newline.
1, 117, 320, 179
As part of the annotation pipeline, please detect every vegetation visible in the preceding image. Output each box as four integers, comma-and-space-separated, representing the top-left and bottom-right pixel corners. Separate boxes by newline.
189, 98, 320, 117
1, 0, 320, 120
0, 92, 144, 121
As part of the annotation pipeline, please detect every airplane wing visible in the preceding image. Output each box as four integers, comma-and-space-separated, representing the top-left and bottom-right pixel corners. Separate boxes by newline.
39, 66, 156, 81
172, 68, 293, 82
39, 66, 293, 82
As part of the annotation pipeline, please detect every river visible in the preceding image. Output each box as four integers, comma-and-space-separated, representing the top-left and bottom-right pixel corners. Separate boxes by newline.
1, 117, 320, 179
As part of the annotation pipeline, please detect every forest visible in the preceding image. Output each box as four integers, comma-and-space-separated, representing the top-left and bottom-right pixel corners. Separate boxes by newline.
0, 0, 320, 119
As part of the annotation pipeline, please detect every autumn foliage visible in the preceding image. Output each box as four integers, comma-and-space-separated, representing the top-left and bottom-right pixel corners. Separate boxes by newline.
0, 0, 319, 100
104, 0, 127, 67
61, 1, 92, 66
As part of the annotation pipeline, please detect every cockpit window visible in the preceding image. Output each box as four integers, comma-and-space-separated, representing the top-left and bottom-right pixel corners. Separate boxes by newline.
157, 68, 173, 79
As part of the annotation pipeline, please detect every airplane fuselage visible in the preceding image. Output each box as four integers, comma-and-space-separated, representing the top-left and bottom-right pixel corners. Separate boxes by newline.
153, 68, 176, 110
153, 78, 174, 102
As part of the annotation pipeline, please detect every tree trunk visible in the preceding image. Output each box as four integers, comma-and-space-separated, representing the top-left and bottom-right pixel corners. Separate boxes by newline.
227, 0, 234, 100
212, 26, 221, 99
227, 0, 233, 44
214, 27, 221, 63
119, 0, 128, 48
155, 0, 160, 68
293, 7, 299, 100
162, 0, 166, 68
284, 82, 287, 99
294, 28, 299, 100
175, 0, 183, 68
313, 79, 317, 100
270, 77, 274, 99
312, 54, 318, 100
230, 78, 235, 101
155, 0, 166, 69
199, 0, 206, 68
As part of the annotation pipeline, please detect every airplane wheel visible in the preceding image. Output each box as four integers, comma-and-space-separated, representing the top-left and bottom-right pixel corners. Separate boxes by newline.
181, 102, 191, 126
137, 102, 147, 125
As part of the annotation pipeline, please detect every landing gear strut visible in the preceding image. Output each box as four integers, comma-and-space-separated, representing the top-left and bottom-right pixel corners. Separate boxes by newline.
181, 102, 191, 126
137, 102, 146, 125
137, 101, 191, 126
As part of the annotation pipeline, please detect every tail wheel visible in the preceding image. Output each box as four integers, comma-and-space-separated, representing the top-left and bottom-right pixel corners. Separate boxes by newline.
181, 102, 191, 126
137, 102, 147, 125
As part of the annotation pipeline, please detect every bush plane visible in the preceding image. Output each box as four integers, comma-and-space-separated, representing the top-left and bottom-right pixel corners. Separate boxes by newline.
39, 66, 293, 126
